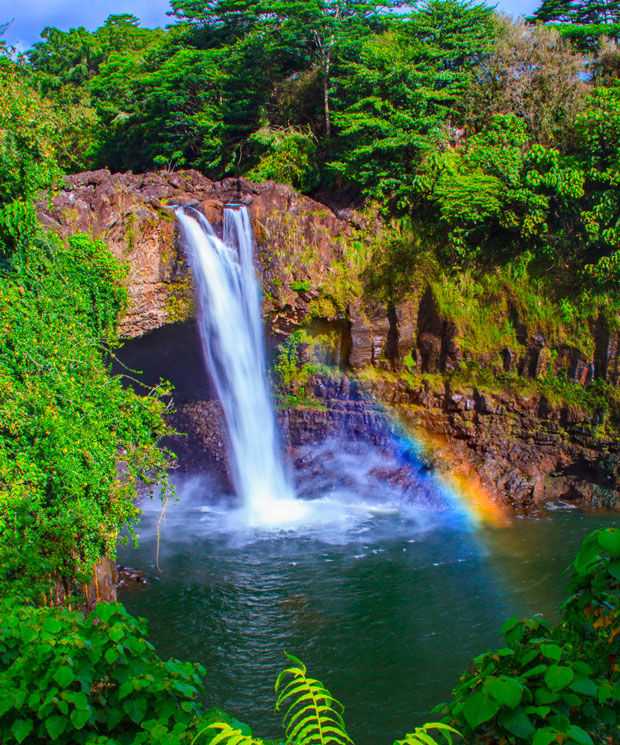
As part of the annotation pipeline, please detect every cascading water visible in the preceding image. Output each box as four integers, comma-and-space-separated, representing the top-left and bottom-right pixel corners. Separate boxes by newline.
176, 206, 307, 527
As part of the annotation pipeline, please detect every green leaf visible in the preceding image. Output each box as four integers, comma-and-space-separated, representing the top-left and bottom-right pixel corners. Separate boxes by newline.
521, 649, 540, 666
572, 662, 593, 676
566, 724, 593, 745
45, 714, 67, 741
532, 727, 558, 745
598, 528, 620, 558
109, 624, 124, 643
521, 664, 547, 679
53, 664, 74, 689
118, 680, 134, 699
569, 675, 597, 697
561, 692, 582, 707
500, 616, 519, 634
499, 708, 535, 738
462, 692, 499, 729
20, 625, 37, 644
488, 677, 523, 709
540, 644, 562, 662
43, 618, 62, 634
544, 665, 574, 692
70, 707, 91, 730
104, 647, 119, 664
11, 719, 33, 744
607, 559, 620, 582
124, 696, 147, 725
535, 687, 559, 705
72, 691, 89, 711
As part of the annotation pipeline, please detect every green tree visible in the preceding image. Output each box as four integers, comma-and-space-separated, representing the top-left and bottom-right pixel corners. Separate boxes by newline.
438, 527, 620, 744
574, 86, 620, 285
529, 0, 620, 48
330, 0, 494, 207
532, 0, 620, 24
259, 0, 406, 140
417, 115, 585, 267
0, 62, 60, 256
0, 55, 170, 599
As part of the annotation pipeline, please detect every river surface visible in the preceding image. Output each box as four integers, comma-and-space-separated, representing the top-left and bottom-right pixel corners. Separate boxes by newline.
118, 477, 619, 745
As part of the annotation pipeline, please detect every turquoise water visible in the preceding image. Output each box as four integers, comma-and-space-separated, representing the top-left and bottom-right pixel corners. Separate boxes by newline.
118, 477, 619, 745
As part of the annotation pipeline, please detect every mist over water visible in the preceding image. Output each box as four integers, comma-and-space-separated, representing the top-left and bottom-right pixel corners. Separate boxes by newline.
121, 467, 620, 745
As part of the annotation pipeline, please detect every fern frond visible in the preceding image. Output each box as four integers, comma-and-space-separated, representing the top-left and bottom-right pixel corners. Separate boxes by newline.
191, 721, 266, 745
394, 723, 460, 745
275, 652, 354, 745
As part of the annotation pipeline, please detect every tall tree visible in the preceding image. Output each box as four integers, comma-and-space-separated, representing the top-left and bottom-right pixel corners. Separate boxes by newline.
260, 0, 406, 139
330, 0, 494, 207
529, 0, 620, 48
169, 0, 263, 43
532, 0, 620, 24
464, 18, 589, 149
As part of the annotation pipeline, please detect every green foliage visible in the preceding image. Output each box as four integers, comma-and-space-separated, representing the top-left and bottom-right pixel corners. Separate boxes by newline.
0, 599, 207, 744
275, 652, 352, 745
329, 0, 494, 208
0, 53, 171, 599
0, 63, 61, 255
575, 86, 620, 286
437, 527, 620, 745
529, 0, 620, 49
272, 329, 317, 389
0, 232, 171, 597
0, 598, 457, 745
192, 721, 262, 745
247, 126, 319, 193
394, 724, 459, 745
464, 18, 589, 150
199, 651, 453, 745
418, 115, 586, 266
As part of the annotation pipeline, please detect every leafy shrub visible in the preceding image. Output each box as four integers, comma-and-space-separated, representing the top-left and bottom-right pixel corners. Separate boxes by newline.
197, 653, 456, 745
246, 127, 319, 194
0, 232, 171, 598
0, 604, 455, 745
0, 600, 205, 744
436, 527, 620, 744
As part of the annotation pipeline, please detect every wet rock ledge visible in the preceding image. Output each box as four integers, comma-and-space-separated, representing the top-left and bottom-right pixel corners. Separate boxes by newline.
38, 170, 620, 513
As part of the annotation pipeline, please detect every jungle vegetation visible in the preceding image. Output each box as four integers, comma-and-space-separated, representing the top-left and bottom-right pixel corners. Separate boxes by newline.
2, 1, 620, 744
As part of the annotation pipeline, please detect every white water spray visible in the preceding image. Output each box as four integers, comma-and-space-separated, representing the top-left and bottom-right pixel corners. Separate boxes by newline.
176, 206, 307, 527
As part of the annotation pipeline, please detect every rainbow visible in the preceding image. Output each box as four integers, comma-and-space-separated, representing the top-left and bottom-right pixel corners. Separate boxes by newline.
387, 416, 512, 528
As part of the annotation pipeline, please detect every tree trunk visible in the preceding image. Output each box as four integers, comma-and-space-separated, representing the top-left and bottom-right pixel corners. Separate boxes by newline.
323, 39, 333, 144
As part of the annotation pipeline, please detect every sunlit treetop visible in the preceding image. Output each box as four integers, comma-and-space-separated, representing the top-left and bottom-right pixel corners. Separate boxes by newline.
529, 0, 620, 48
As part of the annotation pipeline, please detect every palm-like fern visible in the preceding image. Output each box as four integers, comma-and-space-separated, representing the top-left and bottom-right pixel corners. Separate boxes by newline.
191, 721, 265, 745
275, 652, 353, 745
191, 655, 460, 745
394, 723, 460, 745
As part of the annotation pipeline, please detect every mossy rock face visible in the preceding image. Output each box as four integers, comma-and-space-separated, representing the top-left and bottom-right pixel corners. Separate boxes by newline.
165, 277, 195, 325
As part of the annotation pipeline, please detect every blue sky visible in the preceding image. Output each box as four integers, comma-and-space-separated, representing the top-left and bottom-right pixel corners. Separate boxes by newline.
3, 0, 540, 52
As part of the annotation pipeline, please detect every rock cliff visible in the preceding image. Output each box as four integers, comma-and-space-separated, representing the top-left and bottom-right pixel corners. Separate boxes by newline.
38, 169, 620, 512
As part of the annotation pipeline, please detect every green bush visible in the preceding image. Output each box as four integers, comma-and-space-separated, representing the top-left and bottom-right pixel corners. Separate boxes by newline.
0, 231, 171, 599
436, 527, 620, 744
246, 127, 319, 194
0, 600, 206, 744
0, 603, 455, 745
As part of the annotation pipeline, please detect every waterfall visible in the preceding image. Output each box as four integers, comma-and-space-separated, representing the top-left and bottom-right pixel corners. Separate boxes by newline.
176, 206, 306, 527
